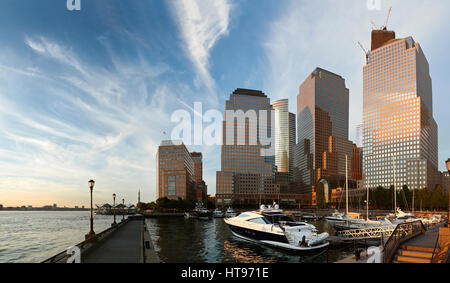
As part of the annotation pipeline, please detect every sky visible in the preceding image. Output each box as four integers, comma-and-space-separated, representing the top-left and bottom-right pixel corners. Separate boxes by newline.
0, 0, 449, 207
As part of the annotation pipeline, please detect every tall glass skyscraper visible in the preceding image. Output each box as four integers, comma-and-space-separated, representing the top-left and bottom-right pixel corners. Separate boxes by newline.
363, 29, 439, 191
295, 68, 353, 198
271, 99, 296, 179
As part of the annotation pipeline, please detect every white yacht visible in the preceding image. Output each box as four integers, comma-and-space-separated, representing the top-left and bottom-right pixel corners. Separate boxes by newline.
225, 207, 238, 218
224, 204, 329, 252
213, 208, 225, 218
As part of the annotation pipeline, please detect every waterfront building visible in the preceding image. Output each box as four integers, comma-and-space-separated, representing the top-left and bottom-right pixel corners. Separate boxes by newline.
216, 89, 278, 206
191, 152, 208, 201
442, 172, 450, 194
271, 99, 296, 180
356, 124, 364, 148
362, 28, 440, 192
157, 140, 197, 201
295, 68, 358, 206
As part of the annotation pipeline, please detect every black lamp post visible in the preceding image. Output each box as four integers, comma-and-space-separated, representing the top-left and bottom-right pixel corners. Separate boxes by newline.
446, 158, 450, 228
85, 179, 95, 240
122, 199, 125, 222
112, 193, 117, 226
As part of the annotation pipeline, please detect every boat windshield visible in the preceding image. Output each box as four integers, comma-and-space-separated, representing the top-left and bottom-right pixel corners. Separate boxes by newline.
263, 214, 294, 224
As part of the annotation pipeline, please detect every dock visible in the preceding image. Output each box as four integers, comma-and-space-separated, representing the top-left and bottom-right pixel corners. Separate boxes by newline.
42, 215, 160, 263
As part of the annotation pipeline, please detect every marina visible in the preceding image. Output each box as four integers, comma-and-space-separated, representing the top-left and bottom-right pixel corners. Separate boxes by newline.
1, 206, 447, 263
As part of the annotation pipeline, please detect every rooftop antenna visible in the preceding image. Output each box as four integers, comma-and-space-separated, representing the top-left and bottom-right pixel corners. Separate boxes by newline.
381, 7, 392, 30
358, 41, 369, 63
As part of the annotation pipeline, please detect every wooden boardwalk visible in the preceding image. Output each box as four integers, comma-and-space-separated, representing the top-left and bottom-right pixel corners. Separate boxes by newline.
42, 216, 160, 263
403, 224, 442, 249
82, 220, 143, 263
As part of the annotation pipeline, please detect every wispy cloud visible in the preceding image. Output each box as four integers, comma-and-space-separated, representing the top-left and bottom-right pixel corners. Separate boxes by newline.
0, 35, 195, 206
168, 0, 232, 101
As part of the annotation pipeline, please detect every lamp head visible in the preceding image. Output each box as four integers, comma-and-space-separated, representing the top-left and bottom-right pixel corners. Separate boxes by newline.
88, 180, 95, 190
113, 193, 116, 199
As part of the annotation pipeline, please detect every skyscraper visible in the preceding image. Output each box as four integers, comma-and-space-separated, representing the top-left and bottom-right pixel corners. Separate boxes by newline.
295, 68, 357, 204
363, 29, 439, 191
216, 89, 276, 206
271, 99, 296, 179
191, 152, 208, 200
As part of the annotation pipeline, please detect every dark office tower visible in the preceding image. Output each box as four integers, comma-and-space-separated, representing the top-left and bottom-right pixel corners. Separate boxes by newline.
191, 152, 208, 200
295, 68, 354, 201
363, 29, 440, 191
216, 89, 276, 206
289, 112, 296, 180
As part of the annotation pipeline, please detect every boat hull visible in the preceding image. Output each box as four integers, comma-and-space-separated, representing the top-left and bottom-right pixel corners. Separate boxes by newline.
226, 223, 329, 252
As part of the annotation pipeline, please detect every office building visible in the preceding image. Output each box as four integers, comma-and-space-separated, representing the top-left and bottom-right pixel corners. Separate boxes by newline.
157, 140, 197, 200
363, 28, 439, 191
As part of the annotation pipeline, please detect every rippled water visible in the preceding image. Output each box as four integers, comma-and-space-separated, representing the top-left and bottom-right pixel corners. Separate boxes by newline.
1, 212, 356, 263
0, 211, 122, 263
146, 218, 355, 263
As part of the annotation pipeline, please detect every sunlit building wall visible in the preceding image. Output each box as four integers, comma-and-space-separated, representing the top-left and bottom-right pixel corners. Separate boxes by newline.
363, 31, 439, 191
157, 140, 197, 200
271, 99, 296, 179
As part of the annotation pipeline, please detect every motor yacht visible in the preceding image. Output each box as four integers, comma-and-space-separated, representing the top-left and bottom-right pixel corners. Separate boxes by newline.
185, 202, 212, 219
225, 207, 238, 218
224, 204, 329, 252
213, 208, 225, 218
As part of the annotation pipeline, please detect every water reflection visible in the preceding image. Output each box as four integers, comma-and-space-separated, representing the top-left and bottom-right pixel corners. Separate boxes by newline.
145, 217, 354, 263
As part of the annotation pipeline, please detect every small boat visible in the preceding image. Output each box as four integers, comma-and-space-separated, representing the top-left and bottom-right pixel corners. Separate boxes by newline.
213, 208, 225, 218
186, 202, 212, 219
225, 207, 238, 218
224, 203, 329, 252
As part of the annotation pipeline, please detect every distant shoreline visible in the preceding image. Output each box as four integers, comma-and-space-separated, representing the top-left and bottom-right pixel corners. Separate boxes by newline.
0, 208, 90, 212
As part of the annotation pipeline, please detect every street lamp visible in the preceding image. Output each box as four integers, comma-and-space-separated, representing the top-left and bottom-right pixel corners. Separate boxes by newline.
122, 198, 125, 222
112, 193, 117, 226
85, 179, 95, 240
446, 158, 450, 228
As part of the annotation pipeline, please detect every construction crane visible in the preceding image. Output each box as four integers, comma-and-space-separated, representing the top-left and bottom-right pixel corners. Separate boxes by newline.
381, 7, 392, 30
358, 41, 369, 63
371, 21, 379, 30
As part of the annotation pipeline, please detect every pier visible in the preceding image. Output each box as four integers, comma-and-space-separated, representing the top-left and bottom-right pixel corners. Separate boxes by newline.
42, 215, 159, 263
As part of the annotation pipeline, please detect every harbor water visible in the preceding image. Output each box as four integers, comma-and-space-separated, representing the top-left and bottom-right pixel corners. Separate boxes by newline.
0, 211, 121, 263
0, 211, 357, 263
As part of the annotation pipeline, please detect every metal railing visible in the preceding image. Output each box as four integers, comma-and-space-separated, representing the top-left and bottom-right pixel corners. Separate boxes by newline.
431, 232, 450, 264
42, 218, 130, 263
382, 221, 427, 263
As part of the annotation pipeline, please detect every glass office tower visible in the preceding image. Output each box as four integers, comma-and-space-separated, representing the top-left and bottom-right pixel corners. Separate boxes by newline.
295, 68, 350, 195
363, 30, 439, 191
271, 99, 296, 179
216, 89, 276, 205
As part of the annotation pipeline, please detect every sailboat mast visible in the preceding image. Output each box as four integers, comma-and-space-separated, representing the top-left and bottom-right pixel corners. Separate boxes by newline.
346, 154, 349, 216
393, 156, 397, 214
366, 187, 369, 221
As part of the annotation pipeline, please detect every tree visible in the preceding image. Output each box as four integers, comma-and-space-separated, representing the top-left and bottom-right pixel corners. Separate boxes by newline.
431, 186, 445, 211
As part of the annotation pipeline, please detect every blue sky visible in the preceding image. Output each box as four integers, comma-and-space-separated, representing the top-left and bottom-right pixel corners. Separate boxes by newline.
0, 0, 449, 207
